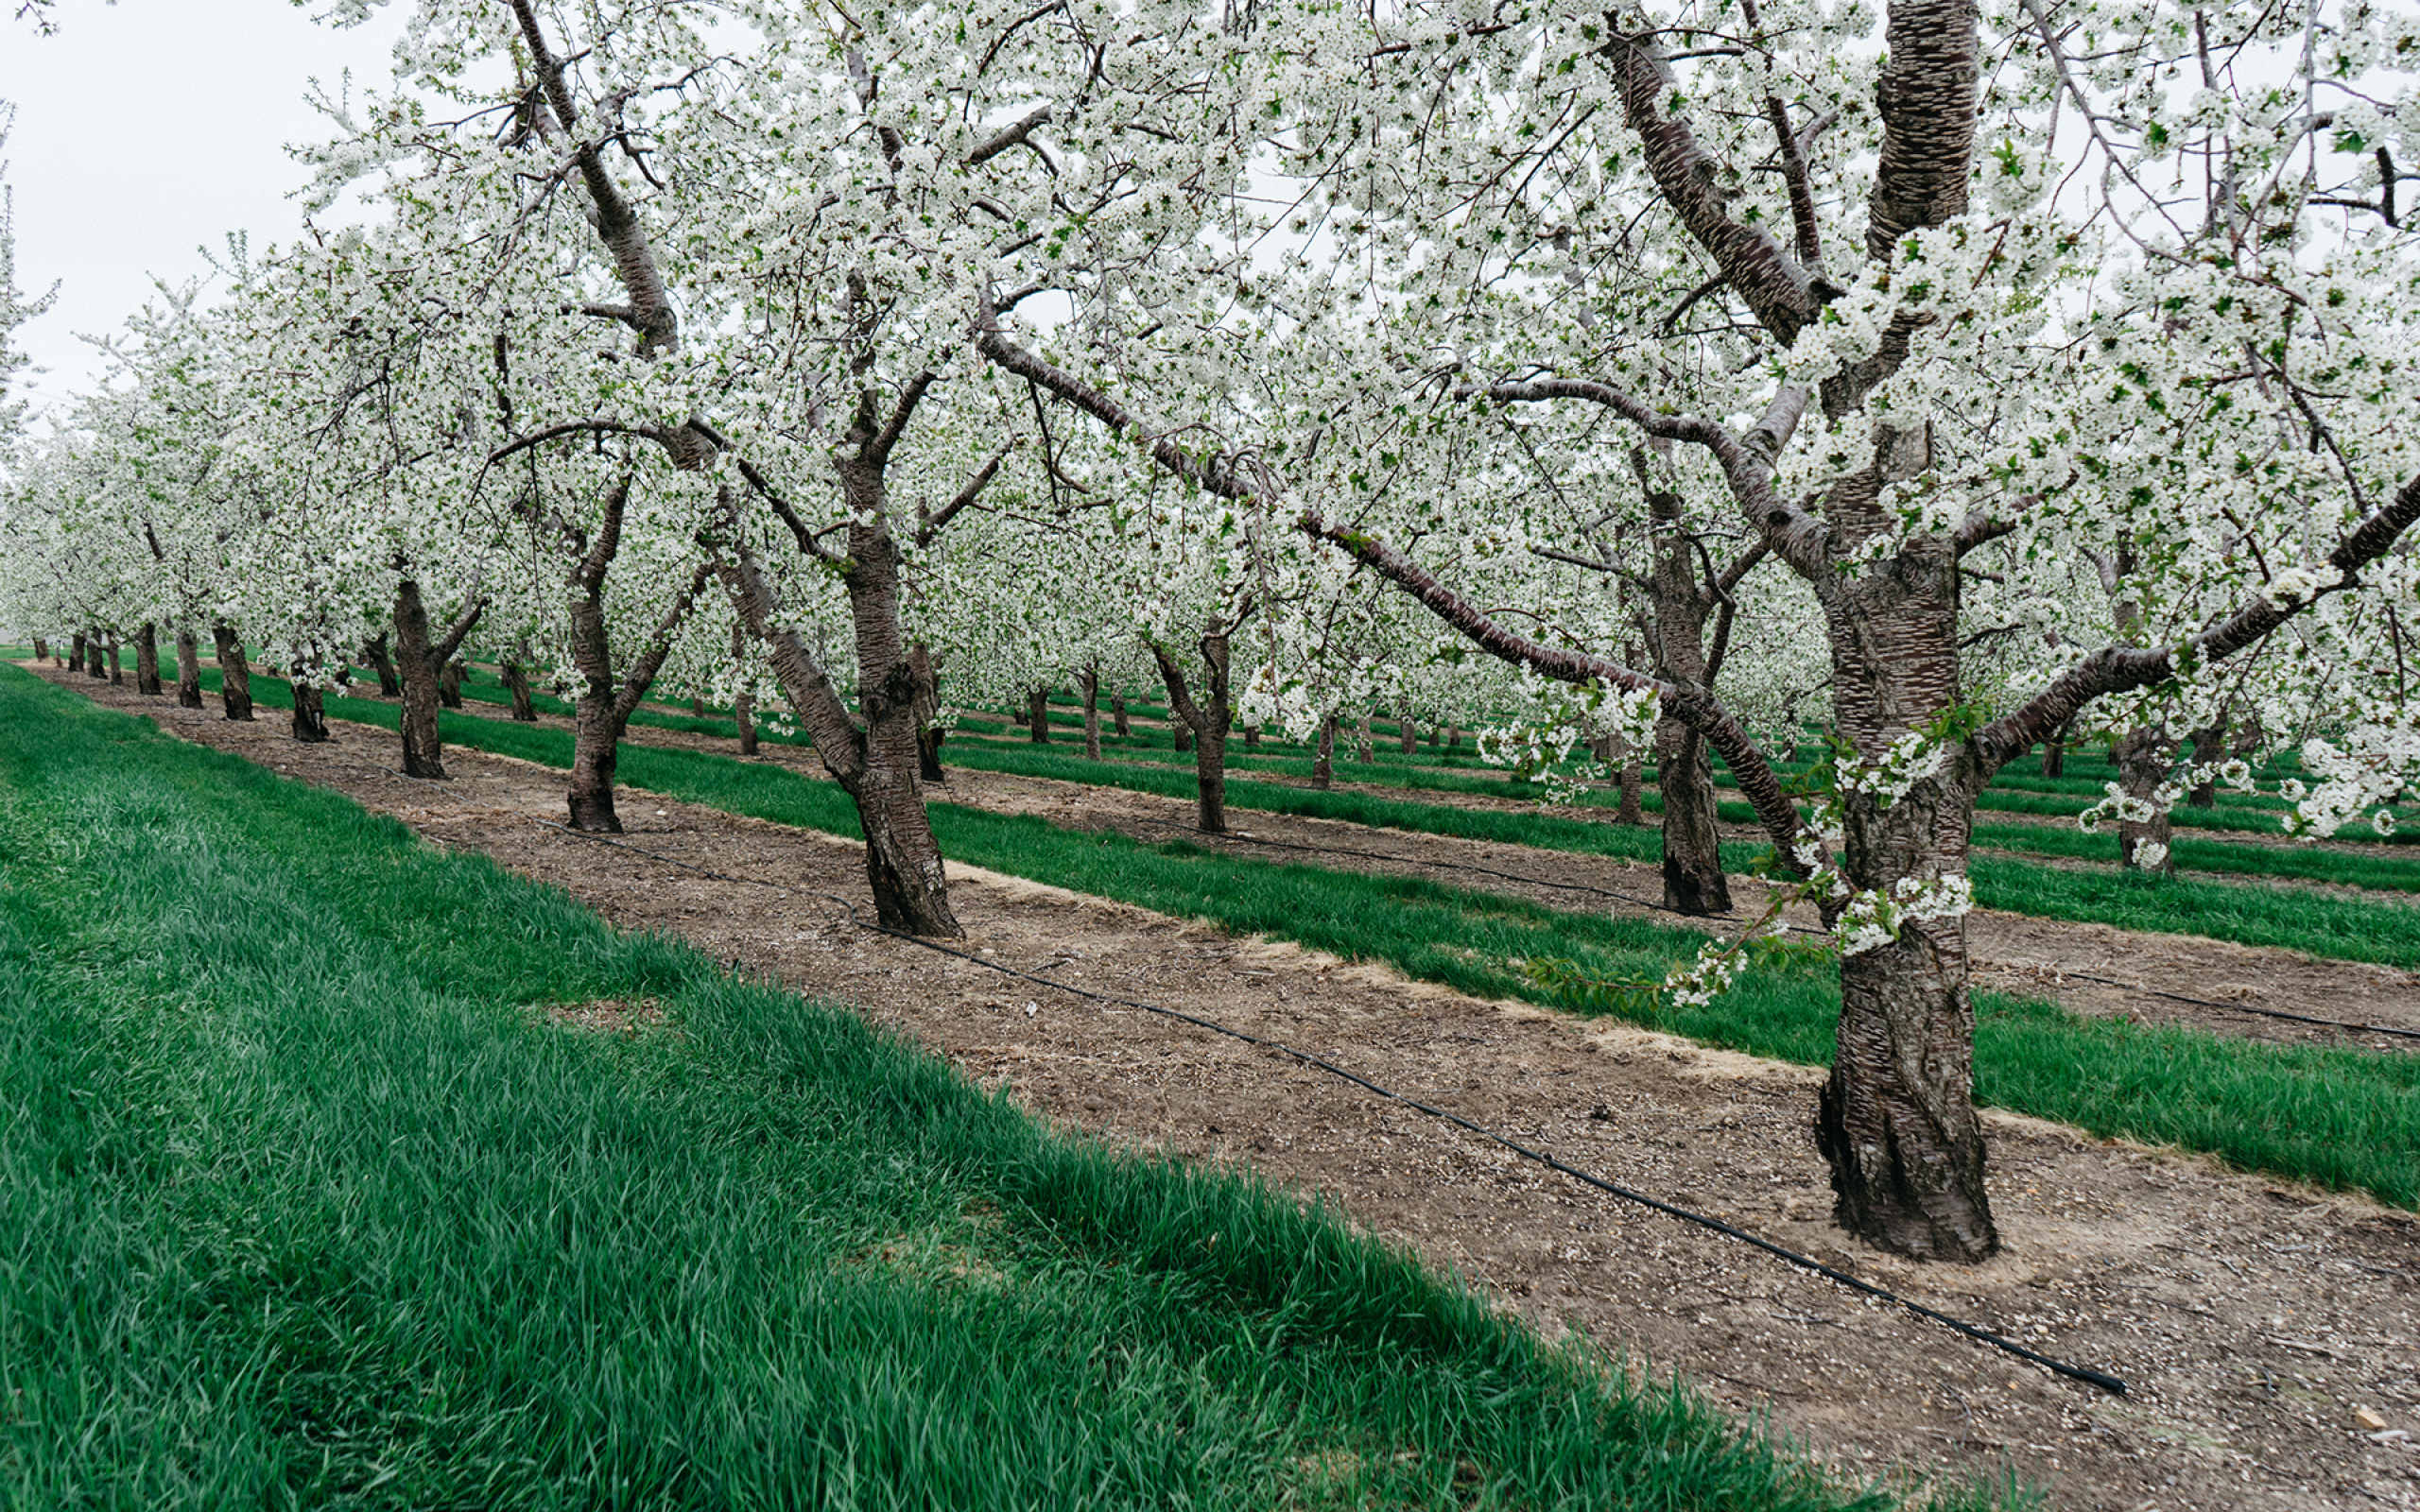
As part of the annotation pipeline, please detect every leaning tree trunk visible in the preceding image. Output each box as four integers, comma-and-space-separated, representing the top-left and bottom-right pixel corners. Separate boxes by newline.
105, 630, 124, 685
360, 633, 403, 697
2113, 725, 2177, 874
134, 623, 162, 696
175, 625, 202, 708
1313, 714, 1336, 788
1080, 664, 1102, 760
211, 624, 255, 722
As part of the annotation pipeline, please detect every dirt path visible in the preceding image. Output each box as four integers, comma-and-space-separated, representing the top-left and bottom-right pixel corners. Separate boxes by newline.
41, 667, 2420, 1511
591, 710, 2420, 1053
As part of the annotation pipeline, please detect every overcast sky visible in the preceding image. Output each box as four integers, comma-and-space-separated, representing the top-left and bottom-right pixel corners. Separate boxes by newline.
3, 0, 407, 421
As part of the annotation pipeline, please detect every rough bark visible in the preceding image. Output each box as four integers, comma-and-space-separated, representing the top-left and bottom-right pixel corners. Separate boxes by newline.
735, 691, 758, 755
212, 623, 255, 722
2114, 726, 2177, 874
1615, 736, 1647, 826
291, 679, 331, 744
501, 657, 539, 721
910, 644, 944, 781
30, 638, 43, 662
83, 630, 104, 678
1313, 715, 1336, 788
134, 623, 162, 696
1028, 685, 1052, 743
2186, 719, 2226, 808
392, 580, 483, 780
1080, 664, 1102, 760
1398, 707, 1417, 754
175, 625, 202, 708
1150, 618, 1240, 833
717, 459, 962, 937
1112, 694, 1129, 737
104, 629, 123, 685
1646, 489, 1734, 916
360, 633, 402, 697
68, 631, 85, 672
562, 485, 712, 833
1355, 711, 1374, 764
439, 659, 466, 710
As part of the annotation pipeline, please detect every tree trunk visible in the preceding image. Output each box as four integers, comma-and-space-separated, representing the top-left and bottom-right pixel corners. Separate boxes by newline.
1112, 694, 1129, 737
360, 633, 402, 697
565, 585, 625, 831
1028, 685, 1052, 743
1243, 724, 1259, 747
2039, 723, 2066, 779
1655, 725, 1729, 913
134, 623, 162, 696
501, 659, 539, 721
1172, 721, 1192, 753
30, 637, 44, 662
1613, 734, 1646, 826
439, 659, 466, 709
735, 691, 758, 755
105, 630, 123, 685
2114, 725, 2176, 874
1398, 707, 1417, 754
2186, 718, 2225, 808
1150, 624, 1237, 833
84, 629, 105, 679
175, 625, 202, 708
1647, 488, 1732, 914
391, 581, 448, 778
68, 631, 85, 673
1355, 711, 1374, 764
211, 624, 255, 721
690, 696, 704, 716
1448, 724, 1461, 747
1810, 513, 1997, 1262
1080, 664, 1102, 760
1313, 715, 1336, 788
910, 644, 944, 781
1427, 723, 1439, 748
291, 679, 330, 743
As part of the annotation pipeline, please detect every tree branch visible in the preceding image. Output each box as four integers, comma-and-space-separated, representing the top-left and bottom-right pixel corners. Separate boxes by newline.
1970, 472, 2420, 780
1302, 507, 1820, 876
918, 437, 1019, 547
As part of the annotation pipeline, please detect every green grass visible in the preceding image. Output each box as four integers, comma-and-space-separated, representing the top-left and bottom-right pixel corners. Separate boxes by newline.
178, 665, 2420, 967
135, 668, 2420, 1211
2, 663, 1965, 1511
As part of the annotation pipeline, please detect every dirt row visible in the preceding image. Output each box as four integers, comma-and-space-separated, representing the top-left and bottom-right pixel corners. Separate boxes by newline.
33, 664, 2420, 1512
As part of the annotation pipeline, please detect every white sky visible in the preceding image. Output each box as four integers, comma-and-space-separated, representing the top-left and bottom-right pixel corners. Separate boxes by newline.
2, 0, 408, 421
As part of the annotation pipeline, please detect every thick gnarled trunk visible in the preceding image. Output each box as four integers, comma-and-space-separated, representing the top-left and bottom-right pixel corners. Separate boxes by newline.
212, 624, 255, 721
292, 679, 331, 743
1812, 536, 1997, 1263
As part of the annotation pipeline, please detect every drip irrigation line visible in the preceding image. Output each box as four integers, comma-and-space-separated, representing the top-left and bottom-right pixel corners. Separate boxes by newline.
524, 816, 2130, 1398
1107, 816, 2420, 1044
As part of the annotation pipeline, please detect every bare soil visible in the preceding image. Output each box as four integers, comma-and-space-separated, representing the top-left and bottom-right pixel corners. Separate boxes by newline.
34, 663, 2420, 1512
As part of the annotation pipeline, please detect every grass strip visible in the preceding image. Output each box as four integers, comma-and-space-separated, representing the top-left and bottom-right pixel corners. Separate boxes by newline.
124, 669, 2420, 1211
2, 663, 1951, 1512
185, 665, 2420, 967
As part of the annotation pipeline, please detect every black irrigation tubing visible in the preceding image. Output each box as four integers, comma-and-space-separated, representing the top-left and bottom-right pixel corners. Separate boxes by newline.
1107, 816, 2420, 1044
521, 814, 2130, 1398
